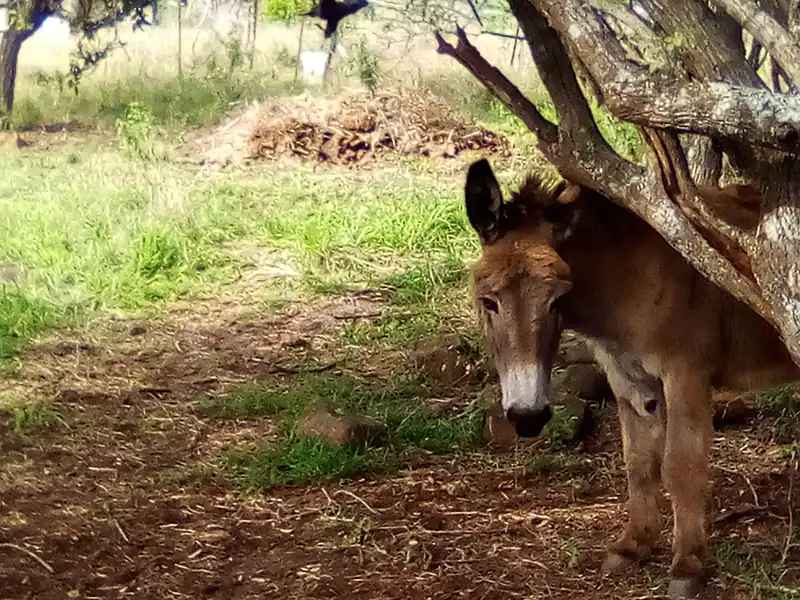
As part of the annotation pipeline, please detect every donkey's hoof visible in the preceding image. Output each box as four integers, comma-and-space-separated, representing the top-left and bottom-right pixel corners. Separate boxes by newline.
668, 577, 703, 599
600, 551, 633, 575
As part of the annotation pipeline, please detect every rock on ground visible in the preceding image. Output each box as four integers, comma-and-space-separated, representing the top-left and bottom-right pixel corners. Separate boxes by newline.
552, 363, 612, 403
295, 403, 387, 447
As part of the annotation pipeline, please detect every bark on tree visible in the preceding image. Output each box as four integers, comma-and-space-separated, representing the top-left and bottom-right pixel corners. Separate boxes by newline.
435, 0, 800, 366
0, 0, 53, 117
0, 30, 30, 115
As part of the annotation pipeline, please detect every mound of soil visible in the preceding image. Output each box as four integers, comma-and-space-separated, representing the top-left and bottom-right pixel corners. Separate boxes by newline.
198, 89, 511, 167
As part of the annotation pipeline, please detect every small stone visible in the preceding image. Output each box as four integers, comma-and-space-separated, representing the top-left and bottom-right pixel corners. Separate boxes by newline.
51, 341, 98, 357
295, 404, 387, 447
553, 363, 612, 402
482, 402, 519, 447
712, 396, 755, 429
414, 337, 481, 387
556, 332, 595, 366
0, 263, 25, 285
130, 325, 147, 336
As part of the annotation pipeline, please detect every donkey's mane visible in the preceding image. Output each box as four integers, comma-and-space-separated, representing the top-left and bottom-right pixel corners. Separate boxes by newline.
508, 173, 567, 210
490, 172, 576, 234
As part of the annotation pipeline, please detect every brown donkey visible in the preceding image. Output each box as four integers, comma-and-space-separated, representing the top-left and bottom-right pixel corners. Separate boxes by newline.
464, 158, 799, 599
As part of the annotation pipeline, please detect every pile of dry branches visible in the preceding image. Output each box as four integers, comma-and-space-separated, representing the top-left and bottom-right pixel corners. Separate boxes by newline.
246, 89, 510, 164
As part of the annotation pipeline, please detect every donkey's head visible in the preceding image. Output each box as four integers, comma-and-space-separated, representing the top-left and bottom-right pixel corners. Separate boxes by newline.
465, 158, 583, 437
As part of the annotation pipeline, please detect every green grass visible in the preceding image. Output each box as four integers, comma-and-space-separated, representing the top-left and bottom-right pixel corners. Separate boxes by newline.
0, 142, 479, 362
760, 385, 800, 445
0, 398, 61, 433
14, 50, 299, 131
203, 373, 485, 490
714, 539, 799, 600
525, 446, 591, 479
0, 293, 69, 360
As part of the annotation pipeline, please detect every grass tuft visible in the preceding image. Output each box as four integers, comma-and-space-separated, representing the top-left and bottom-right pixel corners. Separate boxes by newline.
0, 292, 71, 366
203, 373, 484, 490
1, 399, 61, 433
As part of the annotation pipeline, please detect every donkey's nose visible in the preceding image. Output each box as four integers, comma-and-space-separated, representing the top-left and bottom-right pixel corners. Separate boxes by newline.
506, 405, 552, 438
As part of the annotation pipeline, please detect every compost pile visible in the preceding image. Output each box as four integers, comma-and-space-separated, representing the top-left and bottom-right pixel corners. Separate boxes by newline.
245, 89, 511, 164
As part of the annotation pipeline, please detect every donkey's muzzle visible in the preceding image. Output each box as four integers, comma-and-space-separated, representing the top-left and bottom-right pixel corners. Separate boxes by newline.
506, 405, 552, 438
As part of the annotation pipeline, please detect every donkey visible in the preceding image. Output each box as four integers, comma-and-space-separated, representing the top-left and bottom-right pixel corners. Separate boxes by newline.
464, 158, 799, 599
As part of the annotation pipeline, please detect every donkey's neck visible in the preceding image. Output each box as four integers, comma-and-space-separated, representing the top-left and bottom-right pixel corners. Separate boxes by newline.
556, 192, 662, 343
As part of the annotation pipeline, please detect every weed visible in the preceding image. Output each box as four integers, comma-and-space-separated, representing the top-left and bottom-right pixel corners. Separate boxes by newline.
346, 37, 381, 94
760, 385, 800, 444
525, 448, 588, 479
116, 102, 156, 159
2, 400, 60, 433
714, 539, 797, 600
340, 312, 448, 348
132, 229, 185, 278
558, 537, 582, 570
226, 437, 394, 489
262, 0, 311, 21
0, 292, 67, 363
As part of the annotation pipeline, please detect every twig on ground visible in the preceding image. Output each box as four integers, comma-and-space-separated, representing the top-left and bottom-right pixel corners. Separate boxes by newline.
114, 518, 130, 544
714, 463, 763, 508
332, 312, 382, 320
0, 542, 55, 573
270, 362, 337, 375
334, 489, 380, 515
782, 448, 797, 563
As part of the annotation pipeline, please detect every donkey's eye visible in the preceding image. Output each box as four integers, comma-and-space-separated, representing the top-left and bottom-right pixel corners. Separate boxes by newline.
480, 297, 499, 314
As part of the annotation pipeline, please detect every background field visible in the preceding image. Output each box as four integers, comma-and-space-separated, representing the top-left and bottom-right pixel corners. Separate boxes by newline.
0, 12, 797, 600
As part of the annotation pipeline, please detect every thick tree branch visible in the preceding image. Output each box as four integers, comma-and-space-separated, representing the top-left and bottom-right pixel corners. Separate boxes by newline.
534, 0, 800, 154
752, 155, 800, 362
506, 0, 601, 143
772, 58, 797, 92
711, 0, 800, 86
433, 29, 558, 145
636, 0, 760, 172
435, 11, 641, 201
638, 0, 762, 86
639, 127, 771, 317
746, 39, 765, 71
684, 135, 722, 186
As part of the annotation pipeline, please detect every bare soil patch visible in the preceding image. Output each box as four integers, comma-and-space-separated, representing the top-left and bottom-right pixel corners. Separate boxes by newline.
0, 296, 798, 600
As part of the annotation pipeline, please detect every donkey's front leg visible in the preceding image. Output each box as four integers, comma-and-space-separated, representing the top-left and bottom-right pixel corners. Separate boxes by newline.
602, 396, 666, 574
662, 369, 714, 599
593, 347, 666, 574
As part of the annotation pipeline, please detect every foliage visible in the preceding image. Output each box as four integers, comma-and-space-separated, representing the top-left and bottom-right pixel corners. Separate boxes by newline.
262, 0, 312, 21
115, 101, 156, 158
345, 37, 381, 94
5, 401, 60, 433
0, 292, 66, 363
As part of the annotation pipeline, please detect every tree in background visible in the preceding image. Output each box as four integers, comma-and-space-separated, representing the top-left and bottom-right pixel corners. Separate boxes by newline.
436, 0, 800, 367
0, 0, 154, 117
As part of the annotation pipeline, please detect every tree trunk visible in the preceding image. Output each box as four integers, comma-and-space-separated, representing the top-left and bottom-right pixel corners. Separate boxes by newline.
0, 30, 29, 116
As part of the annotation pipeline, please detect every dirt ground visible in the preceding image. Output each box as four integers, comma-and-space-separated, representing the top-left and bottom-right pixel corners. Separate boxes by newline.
1, 291, 798, 600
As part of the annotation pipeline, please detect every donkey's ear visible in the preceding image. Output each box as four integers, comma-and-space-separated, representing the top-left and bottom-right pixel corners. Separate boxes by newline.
465, 159, 504, 243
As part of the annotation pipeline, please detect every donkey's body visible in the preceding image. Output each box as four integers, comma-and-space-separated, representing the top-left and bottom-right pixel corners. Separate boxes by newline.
464, 159, 799, 598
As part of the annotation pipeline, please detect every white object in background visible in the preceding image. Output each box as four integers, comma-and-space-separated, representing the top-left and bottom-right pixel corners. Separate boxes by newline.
36, 16, 71, 44
0, 3, 9, 33
300, 50, 329, 85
